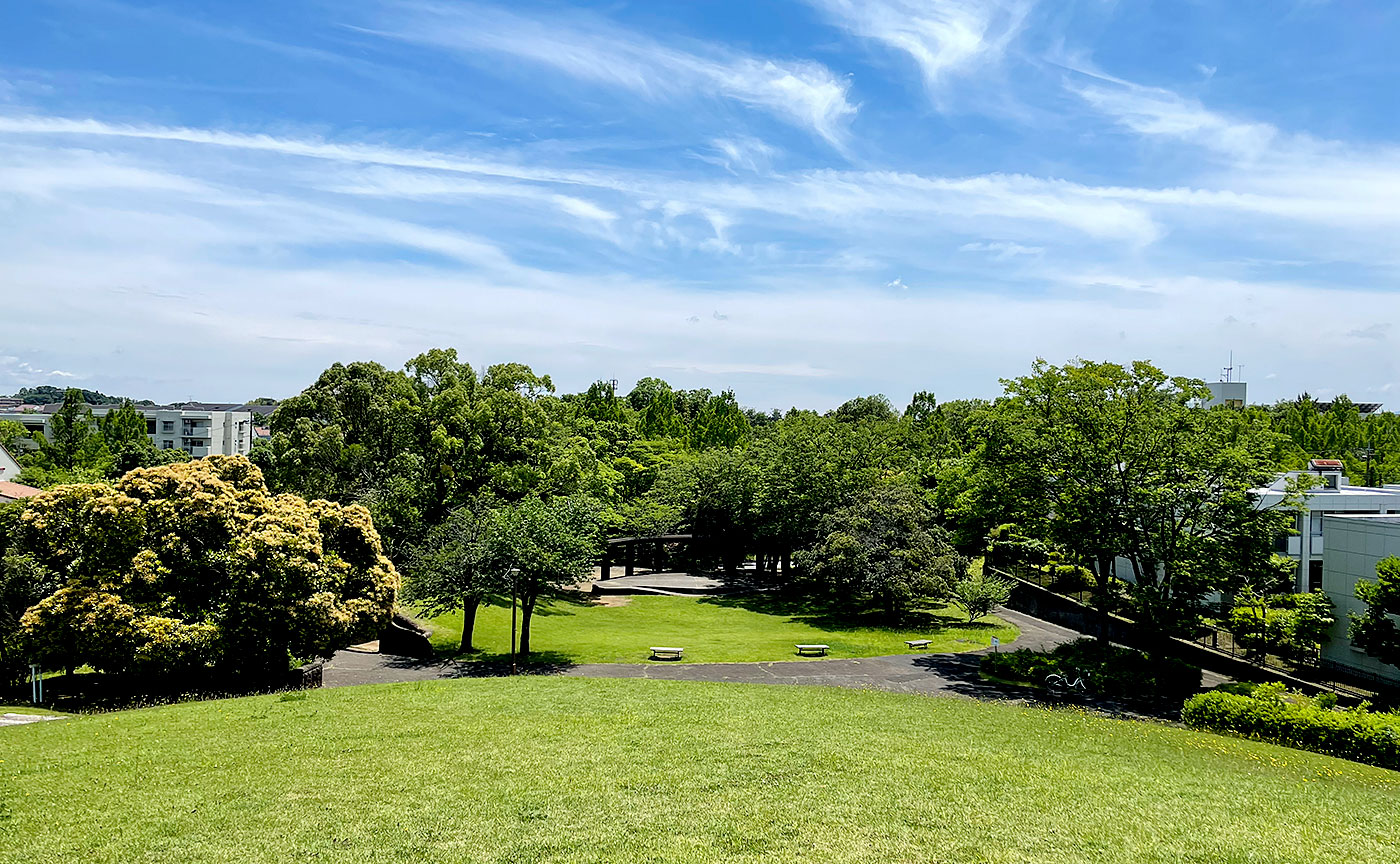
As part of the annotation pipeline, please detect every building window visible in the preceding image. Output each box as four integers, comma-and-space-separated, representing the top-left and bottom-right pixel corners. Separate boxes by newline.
1310, 511, 1323, 536
1308, 560, 1323, 593
162, 421, 174, 432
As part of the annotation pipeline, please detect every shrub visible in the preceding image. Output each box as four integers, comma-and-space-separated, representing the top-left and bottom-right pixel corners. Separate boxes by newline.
1182, 685, 1400, 771
1228, 589, 1334, 667
981, 638, 1202, 702
950, 570, 1012, 622
1050, 565, 1095, 593
12, 456, 399, 685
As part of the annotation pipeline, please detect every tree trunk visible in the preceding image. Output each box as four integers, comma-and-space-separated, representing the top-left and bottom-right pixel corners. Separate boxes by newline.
519, 597, 536, 656
460, 595, 481, 653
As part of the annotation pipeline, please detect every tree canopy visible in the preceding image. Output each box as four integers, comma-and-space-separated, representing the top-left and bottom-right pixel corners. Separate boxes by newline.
6, 456, 397, 684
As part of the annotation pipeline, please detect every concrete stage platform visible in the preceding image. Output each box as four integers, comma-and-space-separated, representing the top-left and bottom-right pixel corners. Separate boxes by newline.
590, 570, 748, 596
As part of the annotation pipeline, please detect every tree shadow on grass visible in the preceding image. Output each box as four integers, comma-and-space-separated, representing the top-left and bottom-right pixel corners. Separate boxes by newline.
700, 593, 1005, 636
13, 669, 320, 714
380, 651, 577, 678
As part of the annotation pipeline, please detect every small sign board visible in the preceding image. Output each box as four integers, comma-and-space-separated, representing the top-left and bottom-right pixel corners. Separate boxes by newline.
990, 636, 1000, 652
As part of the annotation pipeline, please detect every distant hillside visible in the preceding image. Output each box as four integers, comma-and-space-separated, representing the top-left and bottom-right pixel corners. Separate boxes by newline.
10, 385, 155, 406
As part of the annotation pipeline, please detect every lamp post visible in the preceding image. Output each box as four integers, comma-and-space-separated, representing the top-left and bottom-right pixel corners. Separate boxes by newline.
508, 567, 519, 676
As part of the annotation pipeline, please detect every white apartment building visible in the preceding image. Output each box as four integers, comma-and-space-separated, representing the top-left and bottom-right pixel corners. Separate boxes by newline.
0, 402, 255, 458
1253, 459, 1400, 594
1318, 513, 1400, 686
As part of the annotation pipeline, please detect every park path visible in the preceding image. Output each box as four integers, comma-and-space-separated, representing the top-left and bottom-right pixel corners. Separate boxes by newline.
322, 608, 1084, 703
1, 713, 64, 727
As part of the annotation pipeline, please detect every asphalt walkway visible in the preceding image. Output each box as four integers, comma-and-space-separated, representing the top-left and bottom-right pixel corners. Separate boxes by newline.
322, 608, 1082, 703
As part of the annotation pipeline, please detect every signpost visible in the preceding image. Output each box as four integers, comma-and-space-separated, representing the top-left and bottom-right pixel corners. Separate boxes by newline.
29, 663, 42, 704
990, 636, 1000, 653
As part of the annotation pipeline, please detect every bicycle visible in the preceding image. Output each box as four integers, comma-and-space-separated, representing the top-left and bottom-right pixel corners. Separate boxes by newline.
1045, 669, 1089, 696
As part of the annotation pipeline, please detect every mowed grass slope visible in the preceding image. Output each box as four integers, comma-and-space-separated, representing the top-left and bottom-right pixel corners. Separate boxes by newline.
5, 678, 1398, 863
422, 595, 1018, 662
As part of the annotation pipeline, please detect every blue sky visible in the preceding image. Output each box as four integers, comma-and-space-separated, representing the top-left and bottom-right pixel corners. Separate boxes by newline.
2, 1, 1399, 409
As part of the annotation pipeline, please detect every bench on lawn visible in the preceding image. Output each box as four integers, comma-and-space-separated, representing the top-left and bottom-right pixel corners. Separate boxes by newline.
649, 647, 684, 660
795, 644, 830, 656
904, 639, 932, 651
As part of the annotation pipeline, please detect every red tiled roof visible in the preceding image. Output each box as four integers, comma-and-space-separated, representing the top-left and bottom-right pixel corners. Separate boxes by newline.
0, 481, 43, 500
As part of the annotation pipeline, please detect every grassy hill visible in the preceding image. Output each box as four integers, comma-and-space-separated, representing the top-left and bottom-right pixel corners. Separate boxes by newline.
4, 677, 1397, 863
419, 595, 1018, 662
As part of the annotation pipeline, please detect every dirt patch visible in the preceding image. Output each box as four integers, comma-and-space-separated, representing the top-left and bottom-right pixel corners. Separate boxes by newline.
592, 595, 632, 608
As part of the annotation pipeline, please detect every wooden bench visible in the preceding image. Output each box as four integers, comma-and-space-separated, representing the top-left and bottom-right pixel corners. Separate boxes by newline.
795, 644, 830, 656
649, 647, 684, 660
904, 639, 932, 651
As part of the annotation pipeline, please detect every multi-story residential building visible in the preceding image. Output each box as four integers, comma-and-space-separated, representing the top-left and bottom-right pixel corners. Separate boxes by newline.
0, 402, 255, 457
1253, 459, 1400, 594
1318, 513, 1400, 687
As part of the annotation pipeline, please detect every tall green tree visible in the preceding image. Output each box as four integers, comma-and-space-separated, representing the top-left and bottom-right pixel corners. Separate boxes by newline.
978, 360, 1295, 634
651, 448, 758, 575
687, 391, 751, 449
796, 485, 965, 621
44, 388, 104, 470
402, 503, 509, 652
500, 496, 601, 656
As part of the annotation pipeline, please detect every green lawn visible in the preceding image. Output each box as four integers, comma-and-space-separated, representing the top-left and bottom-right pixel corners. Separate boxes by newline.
4, 677, 1398, 863
0, 705, 64, 715
418, 594, 1018, 663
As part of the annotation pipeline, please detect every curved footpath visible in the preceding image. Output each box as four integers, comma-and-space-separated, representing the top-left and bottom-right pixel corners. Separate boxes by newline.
323, 609, 1085, 702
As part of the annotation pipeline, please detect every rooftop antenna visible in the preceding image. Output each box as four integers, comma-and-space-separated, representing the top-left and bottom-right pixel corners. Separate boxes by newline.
1219, 351, 1244, 383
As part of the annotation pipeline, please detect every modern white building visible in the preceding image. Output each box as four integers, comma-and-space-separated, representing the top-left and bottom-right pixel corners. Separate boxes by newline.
0, 402, 255, 458
1253, 460, 1400, 593
1318, 513, 1400, 687
1205, 380, 1248, 409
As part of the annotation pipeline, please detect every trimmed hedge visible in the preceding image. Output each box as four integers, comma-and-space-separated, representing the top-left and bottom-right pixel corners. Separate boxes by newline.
1182, 684, 1400, 771
981, 638, 1202, 702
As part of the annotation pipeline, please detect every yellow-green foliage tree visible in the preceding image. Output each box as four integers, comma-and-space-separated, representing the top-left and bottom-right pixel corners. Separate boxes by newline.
12, 455, 398, 683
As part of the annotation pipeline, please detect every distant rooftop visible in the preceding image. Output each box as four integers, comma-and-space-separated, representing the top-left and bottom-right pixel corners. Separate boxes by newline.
32, 401, 250, 414
1316, 401, 1383, 415
0, 481, 43, 500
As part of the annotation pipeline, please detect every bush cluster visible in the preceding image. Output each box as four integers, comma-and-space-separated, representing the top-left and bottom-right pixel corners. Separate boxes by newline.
1, 456, 398, 687
981, 638, 1202, 701
1181, 683, 1400, 771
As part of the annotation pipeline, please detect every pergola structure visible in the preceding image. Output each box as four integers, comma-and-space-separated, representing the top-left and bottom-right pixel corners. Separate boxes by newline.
600, 534, 695, 579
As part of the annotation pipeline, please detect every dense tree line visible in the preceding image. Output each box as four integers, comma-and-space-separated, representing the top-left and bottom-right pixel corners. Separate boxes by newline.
7, 385, 153, 406
1261, 394, 1400, 486
7, 350, 1394, 679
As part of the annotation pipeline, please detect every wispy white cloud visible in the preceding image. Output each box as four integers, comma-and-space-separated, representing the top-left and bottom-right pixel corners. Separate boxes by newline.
0, 116, 1166, 244
807, 0, 1031, 98
1069, 76, 1278, 160
699, 136, 780, 174
0, 356, 79, 391
367, 2, 857, 149
2, 107, 1398, 405
960, 240, 1044, 259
